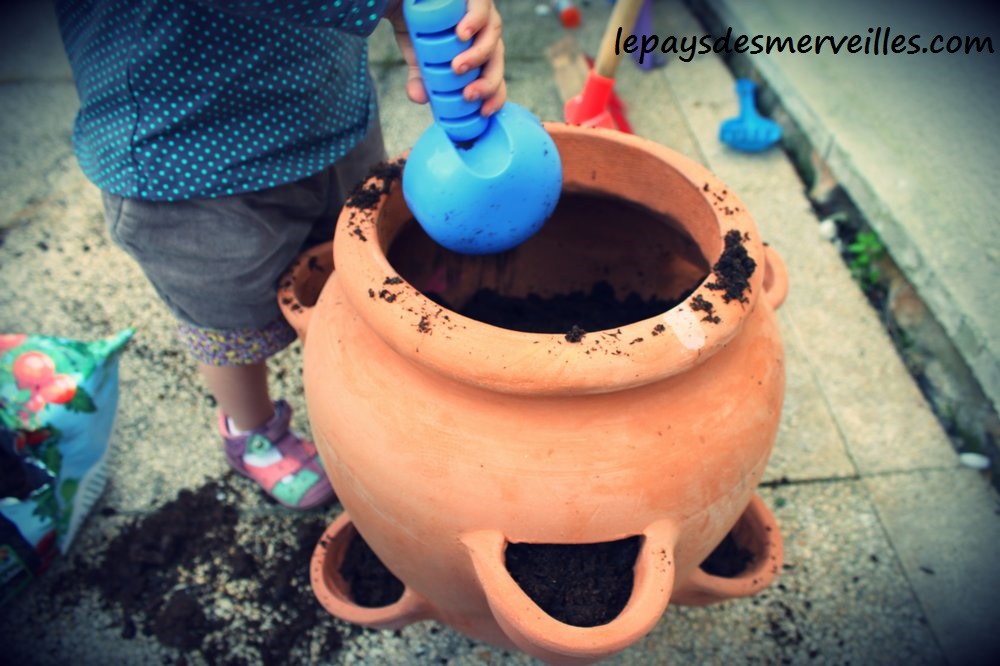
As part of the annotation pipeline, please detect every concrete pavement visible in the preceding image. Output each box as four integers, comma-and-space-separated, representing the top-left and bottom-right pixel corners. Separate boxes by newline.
694, 0, 1000, 450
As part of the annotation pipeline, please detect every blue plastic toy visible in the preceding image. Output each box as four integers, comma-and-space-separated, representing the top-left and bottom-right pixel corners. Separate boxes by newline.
719, 79, 782, 152
402, 0, 562, 255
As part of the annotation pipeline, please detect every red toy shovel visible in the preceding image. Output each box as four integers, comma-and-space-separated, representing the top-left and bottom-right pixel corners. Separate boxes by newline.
564, 0, 643, 130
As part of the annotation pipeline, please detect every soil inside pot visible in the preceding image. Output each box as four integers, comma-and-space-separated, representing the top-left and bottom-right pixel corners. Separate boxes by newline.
431, 280, 686, 335
699, 531, 755, 577
504, 536, 641, 627
338, 529, 405, 608
388, 192, 713, 335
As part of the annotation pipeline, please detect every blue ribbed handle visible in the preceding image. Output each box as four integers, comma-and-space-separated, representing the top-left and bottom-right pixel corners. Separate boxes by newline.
404, 0, 489, 142
735, 79, 760, 119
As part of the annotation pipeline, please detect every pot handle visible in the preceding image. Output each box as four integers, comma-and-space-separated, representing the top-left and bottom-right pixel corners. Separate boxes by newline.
310, 512, 435, 630
461, 520, 677, 663
671, 495, 784, 607
762, 244, 788, 311
277, 241, 335, 344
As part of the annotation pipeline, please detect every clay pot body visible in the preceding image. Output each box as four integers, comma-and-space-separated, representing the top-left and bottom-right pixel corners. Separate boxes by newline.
282, 124, 787, 665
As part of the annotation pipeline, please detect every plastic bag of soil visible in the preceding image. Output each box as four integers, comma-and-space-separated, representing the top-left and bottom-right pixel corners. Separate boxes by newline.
0, 329, 133, 606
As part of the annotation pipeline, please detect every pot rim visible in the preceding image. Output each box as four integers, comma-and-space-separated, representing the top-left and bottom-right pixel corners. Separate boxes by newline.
332, 123, 769, 396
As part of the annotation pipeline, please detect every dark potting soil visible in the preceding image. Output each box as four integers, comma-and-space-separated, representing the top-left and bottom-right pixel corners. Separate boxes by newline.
432, 281, 686, 340
345, 158, 405, 211
700, 531, 755, 578
706, 229, 756, 303
503, 528, 754, 628
62, 477, 343, 663
504, 537, 641, 627
339, 530, 405, 608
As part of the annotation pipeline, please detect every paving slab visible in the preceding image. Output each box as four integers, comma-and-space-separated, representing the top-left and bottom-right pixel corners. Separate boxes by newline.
697, 0, 1000, 413
603, 483, 943, 665
0, 1, 78, 227
863, 468, 1000, 665
636, 1, 1000, 661
0, 0, 72, 81
766, 334, 857, 482
0, 84, 78, 223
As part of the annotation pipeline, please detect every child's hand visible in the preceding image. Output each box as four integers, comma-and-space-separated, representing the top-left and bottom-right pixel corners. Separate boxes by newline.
386, 0, 507, 116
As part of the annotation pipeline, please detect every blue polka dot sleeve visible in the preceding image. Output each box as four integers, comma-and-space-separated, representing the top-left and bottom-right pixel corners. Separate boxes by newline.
55, 0, 390, 201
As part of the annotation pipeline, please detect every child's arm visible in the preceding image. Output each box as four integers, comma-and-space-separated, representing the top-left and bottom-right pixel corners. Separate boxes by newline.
191, 0, 506, 116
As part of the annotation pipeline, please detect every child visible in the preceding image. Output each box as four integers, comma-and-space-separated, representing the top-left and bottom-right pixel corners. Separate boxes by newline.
54, 0, 506, 509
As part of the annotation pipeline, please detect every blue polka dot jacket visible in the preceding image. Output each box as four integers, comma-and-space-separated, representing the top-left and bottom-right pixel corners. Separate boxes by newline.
55, 0, 390, 201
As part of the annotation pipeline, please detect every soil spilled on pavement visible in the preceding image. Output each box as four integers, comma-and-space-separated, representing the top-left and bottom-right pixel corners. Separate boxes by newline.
64, 477, 344, 663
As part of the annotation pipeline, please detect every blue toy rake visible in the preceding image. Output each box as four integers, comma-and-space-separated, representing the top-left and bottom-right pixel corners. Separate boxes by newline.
719, 79, 782, 152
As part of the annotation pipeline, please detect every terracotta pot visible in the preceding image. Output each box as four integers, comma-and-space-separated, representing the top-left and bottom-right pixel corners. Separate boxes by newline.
281, 123, 788, 665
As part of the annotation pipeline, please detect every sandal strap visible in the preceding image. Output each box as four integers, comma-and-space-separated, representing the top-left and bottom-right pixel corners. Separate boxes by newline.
219, 401, 333, 509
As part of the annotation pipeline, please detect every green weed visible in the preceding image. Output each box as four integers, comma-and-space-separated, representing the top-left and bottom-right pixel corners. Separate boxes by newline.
847, 230, 885, 289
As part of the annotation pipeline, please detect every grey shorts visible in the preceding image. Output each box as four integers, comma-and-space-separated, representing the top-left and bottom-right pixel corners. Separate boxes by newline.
103, 121, 385, 365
